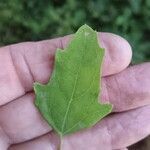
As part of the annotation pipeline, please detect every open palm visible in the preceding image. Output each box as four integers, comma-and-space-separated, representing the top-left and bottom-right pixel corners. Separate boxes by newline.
0, 33, 149, 150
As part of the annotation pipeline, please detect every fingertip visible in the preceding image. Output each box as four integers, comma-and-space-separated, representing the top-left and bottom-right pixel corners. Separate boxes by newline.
99, 32, 132, 76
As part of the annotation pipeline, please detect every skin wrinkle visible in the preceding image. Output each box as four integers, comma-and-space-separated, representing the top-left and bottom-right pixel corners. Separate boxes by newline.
0, 126, 11, 142
127, 66, 147, 108
117, 111, 146, 148
124, 68, 136, 108
110, 106, 150, 149
22, 53, 35, 88
0, 92, 27, 108
9, 133, 43, 149
9, 44, 36, 93
111, 117, 126, 149
105, 119, 113, 150
113, 76, 122, 110
103, 64, 150, 112
128, 108, 147, 137
8, 46, 25, 96
133, 66, 149, 100
8, 132, 60, 150
8, 41, 53, 93
9, 46, 25, 92
101, 78, 111, 104
22, 43, 46, 84
0, 125, 11, 149
102, 77, 113, 106
9, 44, 34, 92
117, 118, 131, 147
33, 41, 58, 84
129, 108, 142, 121
124, 64, 150, 111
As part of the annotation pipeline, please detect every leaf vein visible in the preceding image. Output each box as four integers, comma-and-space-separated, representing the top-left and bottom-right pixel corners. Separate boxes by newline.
61, 30, 87, 133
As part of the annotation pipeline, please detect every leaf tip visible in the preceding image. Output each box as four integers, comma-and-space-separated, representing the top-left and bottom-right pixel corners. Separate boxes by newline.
78, 24, 96, 34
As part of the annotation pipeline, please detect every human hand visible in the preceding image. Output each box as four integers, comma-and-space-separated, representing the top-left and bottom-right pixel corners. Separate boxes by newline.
0, 33, 149, 150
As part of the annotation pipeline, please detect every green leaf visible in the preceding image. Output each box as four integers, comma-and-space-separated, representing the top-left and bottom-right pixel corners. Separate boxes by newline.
34, 25, 112, 136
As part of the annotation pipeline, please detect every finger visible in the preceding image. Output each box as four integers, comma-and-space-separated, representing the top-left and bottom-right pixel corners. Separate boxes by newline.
8, 105, 150, 150
101, 63, 150, 112
0, 93, 51, 144
8, 133, 59, 150
0, 32, 132, 106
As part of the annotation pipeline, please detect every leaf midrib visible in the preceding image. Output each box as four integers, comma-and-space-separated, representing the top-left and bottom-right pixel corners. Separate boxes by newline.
61, 31, 87, 134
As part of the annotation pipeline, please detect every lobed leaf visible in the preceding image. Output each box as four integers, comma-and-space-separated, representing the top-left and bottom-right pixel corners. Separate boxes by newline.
34, 25, 112, 136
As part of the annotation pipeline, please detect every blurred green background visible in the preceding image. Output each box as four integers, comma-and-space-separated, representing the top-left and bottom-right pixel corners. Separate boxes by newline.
0, 0, 150, 64
0, 0, 149, 149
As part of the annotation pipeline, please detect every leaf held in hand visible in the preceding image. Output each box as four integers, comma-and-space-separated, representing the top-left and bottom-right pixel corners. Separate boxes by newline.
34, 25, 112, 136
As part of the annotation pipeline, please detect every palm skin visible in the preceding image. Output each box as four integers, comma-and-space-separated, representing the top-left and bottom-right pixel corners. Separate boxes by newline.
0, 33, 149, 150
